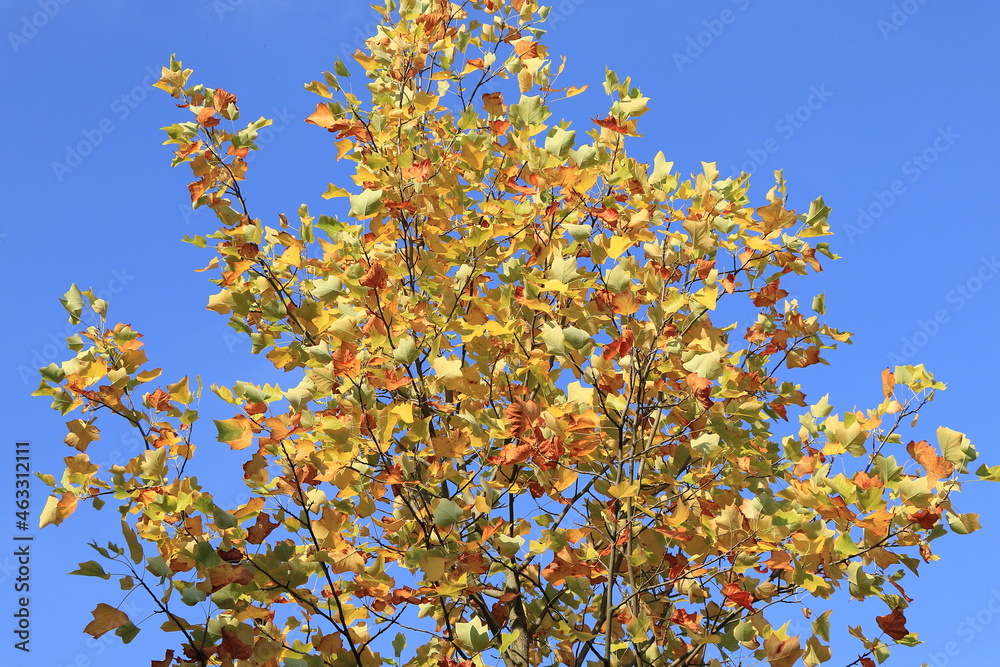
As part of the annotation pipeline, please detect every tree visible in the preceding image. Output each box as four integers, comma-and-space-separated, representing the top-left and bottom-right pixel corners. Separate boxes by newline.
33, 1, 1000, 666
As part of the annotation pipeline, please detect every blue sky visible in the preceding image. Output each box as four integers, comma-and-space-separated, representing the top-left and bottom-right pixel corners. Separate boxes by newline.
1, 1, 999, 665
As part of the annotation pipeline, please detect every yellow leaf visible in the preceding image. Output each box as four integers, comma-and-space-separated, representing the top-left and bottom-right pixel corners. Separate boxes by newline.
607, 235, 632, 259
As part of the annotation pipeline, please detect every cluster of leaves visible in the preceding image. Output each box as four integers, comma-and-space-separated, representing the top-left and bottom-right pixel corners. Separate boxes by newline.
34, 1, 1000, 666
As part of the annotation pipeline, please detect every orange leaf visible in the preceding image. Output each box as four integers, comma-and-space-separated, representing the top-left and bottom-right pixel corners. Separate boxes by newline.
881, 368, 895, 398
504, 400, 541, 437
482, 92, 505, 115
906, 440, 954, 481
195, 106, 219, 127
147, 388, 172, 412
721, 582, 755, 611
305, 103, 336, 129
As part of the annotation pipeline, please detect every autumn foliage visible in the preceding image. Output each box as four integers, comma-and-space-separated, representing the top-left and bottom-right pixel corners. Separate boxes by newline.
34, 1, 1000, 666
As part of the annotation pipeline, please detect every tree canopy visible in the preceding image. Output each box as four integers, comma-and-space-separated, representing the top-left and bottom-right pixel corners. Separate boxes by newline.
33, 1, 1000, 666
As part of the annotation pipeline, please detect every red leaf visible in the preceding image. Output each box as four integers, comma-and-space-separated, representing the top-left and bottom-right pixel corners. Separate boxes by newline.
860, 659, 876, 667
907, 508, 941, 530
593, 116, 629, 134
875, 607, 909, 640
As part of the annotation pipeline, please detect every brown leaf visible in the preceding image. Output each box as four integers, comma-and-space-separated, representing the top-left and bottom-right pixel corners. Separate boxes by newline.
360, 261, 388, 289
247, 512, 278, 545
876, 607, 909, 640
219, 625, 255, 660
151, 648, 175, 667
83, 603, 130, 639
217, 547, 244, 563
763, 635, 804, 667
208, 564, 253, 592
482, 92, 505, 115
504, 400, 541, 438
860, 659, 876, 667
214, 88, 238, 118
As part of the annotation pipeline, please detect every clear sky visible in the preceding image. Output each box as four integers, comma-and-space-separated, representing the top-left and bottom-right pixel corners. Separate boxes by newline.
2, 1, 999, 666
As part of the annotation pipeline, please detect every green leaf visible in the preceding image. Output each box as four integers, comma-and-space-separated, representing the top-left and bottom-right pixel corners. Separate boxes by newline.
563, 327, 591, 350
69, 560, 111, 579
392, 632, 407, 658
563, 224, 592, 241
348, 189, 383, 219
947, 512, 981, 535
510, 95, 547, 127
121, 520, 144, 565
115, 622, 140, 644
212, 504, 238, 530
540, 323, 567, 356
683, 351, 724, 380
60, 284, 84, 324
433, 499, 463, 528
214, 419, 245, 443
455, 618, 492, 652
393, 337, 420, 364
544, 127, 576, 158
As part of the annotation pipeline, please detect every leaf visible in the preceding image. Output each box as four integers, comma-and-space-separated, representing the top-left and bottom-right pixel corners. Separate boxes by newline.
214, 418, 253, 450
64, 419, 100, 452
875, 607, 909, 640
721, 582, 755, 611
83, 603, 130, 639
121, 520, 144, 565
348, 189, 383, 219
69, 560, 111, 579
763, 635, 804, 667
433, 499, 463, 528
683, 351, 724, 380
544, 127, 576, 158
60, 284, 84, 324
305, 103, 336, 129
38, 492, 77, 528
